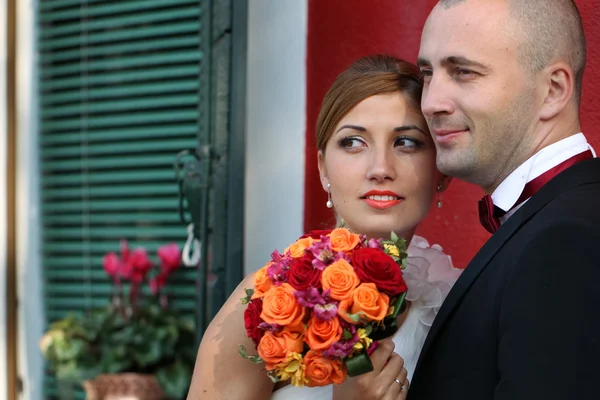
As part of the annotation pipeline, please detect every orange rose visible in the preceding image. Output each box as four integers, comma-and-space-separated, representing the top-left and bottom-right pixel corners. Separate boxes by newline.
321, 259, 360, 301
257, 330, 304, 370
304, 350, 347, 386
261, 283, 305, 330
285, 237, 315, 258
341, 283, 389, 323
251, 262, 274, 299
305, 315, 342, 351
328, 228, 361, 252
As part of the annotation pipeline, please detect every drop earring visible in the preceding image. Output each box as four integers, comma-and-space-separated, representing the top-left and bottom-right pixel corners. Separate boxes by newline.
326, 183, 333, 208
437, 184, 443, 208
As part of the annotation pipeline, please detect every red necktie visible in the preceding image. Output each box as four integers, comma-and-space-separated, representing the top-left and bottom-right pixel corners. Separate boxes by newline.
479, 150, 594, 234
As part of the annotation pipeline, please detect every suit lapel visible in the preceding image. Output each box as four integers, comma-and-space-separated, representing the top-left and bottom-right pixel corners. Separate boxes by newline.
415, 158, 600, 365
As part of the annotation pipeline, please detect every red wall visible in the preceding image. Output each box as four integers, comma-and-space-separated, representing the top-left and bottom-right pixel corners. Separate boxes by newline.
304, 0, 600, 268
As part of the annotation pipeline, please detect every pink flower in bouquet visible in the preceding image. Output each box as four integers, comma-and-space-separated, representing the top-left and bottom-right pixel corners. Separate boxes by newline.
367, 238, 383, 249
313, 302, 338, 321
307, 238, 334, 270
267, 250, 293, 285
294, 287, 330, 308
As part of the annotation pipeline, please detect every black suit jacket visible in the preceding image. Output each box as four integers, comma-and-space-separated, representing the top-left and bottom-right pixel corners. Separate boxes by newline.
408, 158, 600, 400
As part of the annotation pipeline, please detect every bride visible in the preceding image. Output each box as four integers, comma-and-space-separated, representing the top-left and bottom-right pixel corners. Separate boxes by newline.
186, 55, 462, 400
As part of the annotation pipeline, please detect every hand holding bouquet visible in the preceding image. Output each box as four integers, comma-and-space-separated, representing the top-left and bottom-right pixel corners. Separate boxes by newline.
239, 228, 408, 387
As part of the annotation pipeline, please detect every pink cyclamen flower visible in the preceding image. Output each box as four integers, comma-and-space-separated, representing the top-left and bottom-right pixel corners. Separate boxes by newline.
103, 252, 121, 281
122, 247, 153, 283
149, 272, 167, 294
157, 243, 181, 274
120, 239, 130, 262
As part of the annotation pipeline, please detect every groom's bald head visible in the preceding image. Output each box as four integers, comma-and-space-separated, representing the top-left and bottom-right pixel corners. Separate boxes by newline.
438, 0, 586, 103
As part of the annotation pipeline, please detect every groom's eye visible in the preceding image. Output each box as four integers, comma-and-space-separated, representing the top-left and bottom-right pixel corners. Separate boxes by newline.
420, 69, 433, 82
454, 68, 477, 80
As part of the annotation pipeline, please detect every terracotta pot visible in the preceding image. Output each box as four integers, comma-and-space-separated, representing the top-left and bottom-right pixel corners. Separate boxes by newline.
83, 373, 166, 400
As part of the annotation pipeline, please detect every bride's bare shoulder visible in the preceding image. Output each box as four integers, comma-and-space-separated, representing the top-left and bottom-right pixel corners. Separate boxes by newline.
187, 272, 274, 400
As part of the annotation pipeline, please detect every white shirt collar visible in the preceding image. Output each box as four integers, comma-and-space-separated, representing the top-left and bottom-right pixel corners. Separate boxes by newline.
492, 133, 596, 223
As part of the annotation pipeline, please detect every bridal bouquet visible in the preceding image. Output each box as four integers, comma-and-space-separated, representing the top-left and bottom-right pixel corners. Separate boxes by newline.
239, 228, 408, 387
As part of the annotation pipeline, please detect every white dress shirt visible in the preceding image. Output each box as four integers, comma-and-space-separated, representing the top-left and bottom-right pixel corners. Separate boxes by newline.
491, 133, 597, 224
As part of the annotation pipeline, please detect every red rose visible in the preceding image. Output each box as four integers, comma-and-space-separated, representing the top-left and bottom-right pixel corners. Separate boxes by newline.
299, 229, 333, 240
287, 255, 322, 291
351, 248, 407, 296
244, 298, 264, 346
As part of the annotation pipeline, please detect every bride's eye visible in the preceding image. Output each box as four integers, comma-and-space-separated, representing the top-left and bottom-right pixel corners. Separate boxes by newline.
338, 136, 366, 150
394, 136, 423, 150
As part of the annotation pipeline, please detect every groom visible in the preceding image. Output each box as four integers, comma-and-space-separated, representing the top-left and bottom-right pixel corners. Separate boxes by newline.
409, 0, 600, 399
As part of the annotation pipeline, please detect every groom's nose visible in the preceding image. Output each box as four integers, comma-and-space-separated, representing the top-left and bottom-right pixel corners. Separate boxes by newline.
421, 77, 455, 117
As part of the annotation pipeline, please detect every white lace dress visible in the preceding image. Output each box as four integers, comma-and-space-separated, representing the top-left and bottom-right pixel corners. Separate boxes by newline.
270, 235, 462, 400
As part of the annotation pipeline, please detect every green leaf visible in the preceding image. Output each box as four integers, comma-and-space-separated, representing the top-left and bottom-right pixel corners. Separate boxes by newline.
101, 352, 132, 374
267, 370, 281, 383
390, 231, 399, 242
342, 329, 353, 340
238, 345, 263, 364
54, 338, 86, 362
345, 311, 364, 324
55, 360, 81, 382
241, 288, 254, 304
133, 340, 163, 367
155, 358, 192, 399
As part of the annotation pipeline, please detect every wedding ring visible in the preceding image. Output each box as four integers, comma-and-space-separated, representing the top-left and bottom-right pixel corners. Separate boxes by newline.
395, 378, 407, 391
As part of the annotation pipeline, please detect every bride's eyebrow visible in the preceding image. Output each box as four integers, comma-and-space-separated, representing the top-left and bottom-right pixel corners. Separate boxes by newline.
335, 124, 366, 133
394, 125, 426, 135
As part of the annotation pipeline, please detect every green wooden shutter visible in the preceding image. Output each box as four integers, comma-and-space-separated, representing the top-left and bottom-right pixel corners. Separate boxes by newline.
38, 0, 206, 397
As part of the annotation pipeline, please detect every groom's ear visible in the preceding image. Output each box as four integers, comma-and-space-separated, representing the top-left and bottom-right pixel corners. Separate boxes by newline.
539, 61, 575, 121
437, 174, 453, 192
317, 150, 329, 191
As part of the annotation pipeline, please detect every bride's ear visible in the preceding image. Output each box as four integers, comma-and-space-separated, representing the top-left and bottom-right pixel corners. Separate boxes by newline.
317, 150, 329, 191
437, 174, 453, 192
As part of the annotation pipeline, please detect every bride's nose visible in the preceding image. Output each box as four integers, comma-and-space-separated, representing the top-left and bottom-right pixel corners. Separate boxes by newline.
366, 148, 396, 182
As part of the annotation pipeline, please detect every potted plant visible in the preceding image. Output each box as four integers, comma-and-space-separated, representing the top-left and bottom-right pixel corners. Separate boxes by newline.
39, 240, 196, 399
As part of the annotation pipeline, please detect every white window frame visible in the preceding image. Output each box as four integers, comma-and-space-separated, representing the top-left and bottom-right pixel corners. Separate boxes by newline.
16, 0, 44, 399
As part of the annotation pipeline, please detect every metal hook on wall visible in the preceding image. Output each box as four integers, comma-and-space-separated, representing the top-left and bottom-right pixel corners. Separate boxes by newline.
182, 223, 201, 267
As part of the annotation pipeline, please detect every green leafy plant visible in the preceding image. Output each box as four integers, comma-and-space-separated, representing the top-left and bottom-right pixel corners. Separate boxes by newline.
39, 241, 196, 399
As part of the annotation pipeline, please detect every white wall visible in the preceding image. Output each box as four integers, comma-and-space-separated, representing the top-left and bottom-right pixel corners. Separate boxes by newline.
244, 0, 308, 274
0, 0, 9, 397
17, 1, 43, 399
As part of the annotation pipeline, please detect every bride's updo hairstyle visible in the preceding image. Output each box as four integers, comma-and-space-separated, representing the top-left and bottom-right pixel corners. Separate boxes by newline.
316, 54, 424, 151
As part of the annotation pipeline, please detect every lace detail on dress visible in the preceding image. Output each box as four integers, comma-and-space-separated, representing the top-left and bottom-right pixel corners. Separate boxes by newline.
403, 235, 463, 326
